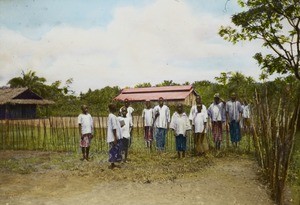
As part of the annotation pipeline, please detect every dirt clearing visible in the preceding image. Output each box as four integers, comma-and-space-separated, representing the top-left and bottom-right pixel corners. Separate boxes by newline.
0, 150, 274, 205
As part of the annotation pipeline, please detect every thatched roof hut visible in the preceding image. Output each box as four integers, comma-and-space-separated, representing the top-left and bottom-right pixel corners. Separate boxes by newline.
0, 87, 54, 119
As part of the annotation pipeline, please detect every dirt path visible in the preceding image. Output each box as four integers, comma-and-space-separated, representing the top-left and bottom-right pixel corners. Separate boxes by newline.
0, 151, 274, 205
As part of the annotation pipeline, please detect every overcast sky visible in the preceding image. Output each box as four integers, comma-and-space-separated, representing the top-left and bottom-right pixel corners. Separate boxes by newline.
0, 0, 265, 94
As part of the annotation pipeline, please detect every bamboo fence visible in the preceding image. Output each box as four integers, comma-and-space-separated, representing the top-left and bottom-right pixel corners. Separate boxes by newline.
0, 116, 249, 153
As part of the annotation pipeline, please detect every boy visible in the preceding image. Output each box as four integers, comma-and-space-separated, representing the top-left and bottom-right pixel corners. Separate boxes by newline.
226, 92, 243, 147
142, 100, 154, 150
78, 105, 94, 161
118, 107, 133, 162
153, 97, 170, 152
107, 103, 122, 169
170, 103, 191, 158
207, 93, 226, 150
192, 103, 207, 156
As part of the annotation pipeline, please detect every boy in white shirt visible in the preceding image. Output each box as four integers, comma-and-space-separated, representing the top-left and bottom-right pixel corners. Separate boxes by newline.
78, 105, 94, 161
107, 103, 122, 169
153, 97, 170, 152
121, 99, 134, 128
242, 100, 251, 134
118, 107, 133, 162
142, 100, 154, 150
170, 103, 191, 158
192, 104, 207, 156
189, 95, 208, 123
207, 93, 226, 150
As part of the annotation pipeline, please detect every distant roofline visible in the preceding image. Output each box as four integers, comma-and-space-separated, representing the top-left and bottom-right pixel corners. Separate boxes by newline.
121, 85, 193, 94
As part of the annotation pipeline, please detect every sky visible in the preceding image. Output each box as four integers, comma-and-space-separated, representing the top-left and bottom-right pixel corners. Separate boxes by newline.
0, 0, 265, 94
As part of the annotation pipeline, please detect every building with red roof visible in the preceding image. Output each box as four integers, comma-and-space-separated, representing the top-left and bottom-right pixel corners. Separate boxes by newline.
114, 85, 198, 106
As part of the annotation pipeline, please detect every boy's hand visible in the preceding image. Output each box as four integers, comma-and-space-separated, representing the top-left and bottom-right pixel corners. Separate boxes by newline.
114, 139, 117, 145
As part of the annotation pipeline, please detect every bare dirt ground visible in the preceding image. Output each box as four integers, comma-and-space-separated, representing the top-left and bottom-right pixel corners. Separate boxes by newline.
0, 150, 275, 205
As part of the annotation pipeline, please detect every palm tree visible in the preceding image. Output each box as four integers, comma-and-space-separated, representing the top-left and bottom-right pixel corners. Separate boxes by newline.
7, 70, 47, 97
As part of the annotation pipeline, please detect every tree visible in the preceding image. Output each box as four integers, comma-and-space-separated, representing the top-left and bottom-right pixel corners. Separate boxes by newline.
219, 2, 300, 203
219, 0, 300, 81
134, 82, 152, 88
7, 70, 47, 96
156, 80, 180, 87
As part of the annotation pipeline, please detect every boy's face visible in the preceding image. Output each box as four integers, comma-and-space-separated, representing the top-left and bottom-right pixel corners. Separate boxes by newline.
124, 99, 129, 107
81, 105, 88, 114
231, 93, 236, 101
146, 101, 151, 108
177, 104, 183, 114
214, 97, 219, 103
196, 96, 201, 104
121, 108, 127, 117
197, 104, 202, 112
159, 98, 164, 106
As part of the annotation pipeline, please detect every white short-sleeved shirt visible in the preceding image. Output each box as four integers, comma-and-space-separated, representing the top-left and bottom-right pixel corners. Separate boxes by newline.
120, 106, 134, 123
107, 113, 122, 143
189, 104, 208, 121
78, 113, 93, 135
142, 108, 154, 127
170, 112, 191, 136
118, 116, 132, 139
192, 112, 207, 133
153, 105, 170, 129
242, 105, 250, 118
208, 102, 225, 122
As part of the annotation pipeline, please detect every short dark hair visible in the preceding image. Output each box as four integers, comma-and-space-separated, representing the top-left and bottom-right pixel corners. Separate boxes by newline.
108, 103, 116, 112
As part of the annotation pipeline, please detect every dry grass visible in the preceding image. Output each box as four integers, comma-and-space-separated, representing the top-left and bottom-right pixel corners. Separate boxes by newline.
0, 150, 214, 184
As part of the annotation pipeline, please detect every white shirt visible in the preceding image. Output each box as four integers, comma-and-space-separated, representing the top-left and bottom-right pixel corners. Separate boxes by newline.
208, 102, 224, 122
242, 105, 250, 118
118, 116, 132, 139
142, 108, 154, 127
120, 106, 134, 124
153, 105, 170, 129
192, 112, 207, 133
189, 104, 208, 121
78, 113, 93, 135
107, 113, 122, 143
170, 112, 191, 136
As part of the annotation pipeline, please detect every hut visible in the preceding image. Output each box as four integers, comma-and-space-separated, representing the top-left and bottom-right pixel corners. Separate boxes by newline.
114, 85, 198, 106
0, 87, 54, 119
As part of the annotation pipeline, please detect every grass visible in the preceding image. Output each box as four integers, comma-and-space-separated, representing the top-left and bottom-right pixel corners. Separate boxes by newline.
0, 150, 215, 183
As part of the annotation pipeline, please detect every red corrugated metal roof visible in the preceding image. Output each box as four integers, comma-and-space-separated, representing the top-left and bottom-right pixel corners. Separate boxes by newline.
114, 85, 195, 102
121, 85, 192, 94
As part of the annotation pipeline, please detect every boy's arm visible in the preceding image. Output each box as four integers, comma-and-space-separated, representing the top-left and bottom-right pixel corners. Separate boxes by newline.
90, 116, 94, 136
113, 129, 117, 145
78, 115, 82, 137
78, 124, 82, 137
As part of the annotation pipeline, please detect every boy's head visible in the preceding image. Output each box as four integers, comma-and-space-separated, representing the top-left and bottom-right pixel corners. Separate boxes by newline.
214, 93, 220, 103
121, 106, 127, 117
176, 103, 183, 114
230, 92, 237, 101
145, 100, 151, 109
196, 95, 202, 105
108, 103, 117, 113
124, 98, 129, 108
158, 97, 164, 107
197, 104, 202, 113
81, 105, 88, 114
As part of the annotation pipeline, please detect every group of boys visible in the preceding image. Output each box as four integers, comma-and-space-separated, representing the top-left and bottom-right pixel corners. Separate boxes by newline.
78, 93, 250, 168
